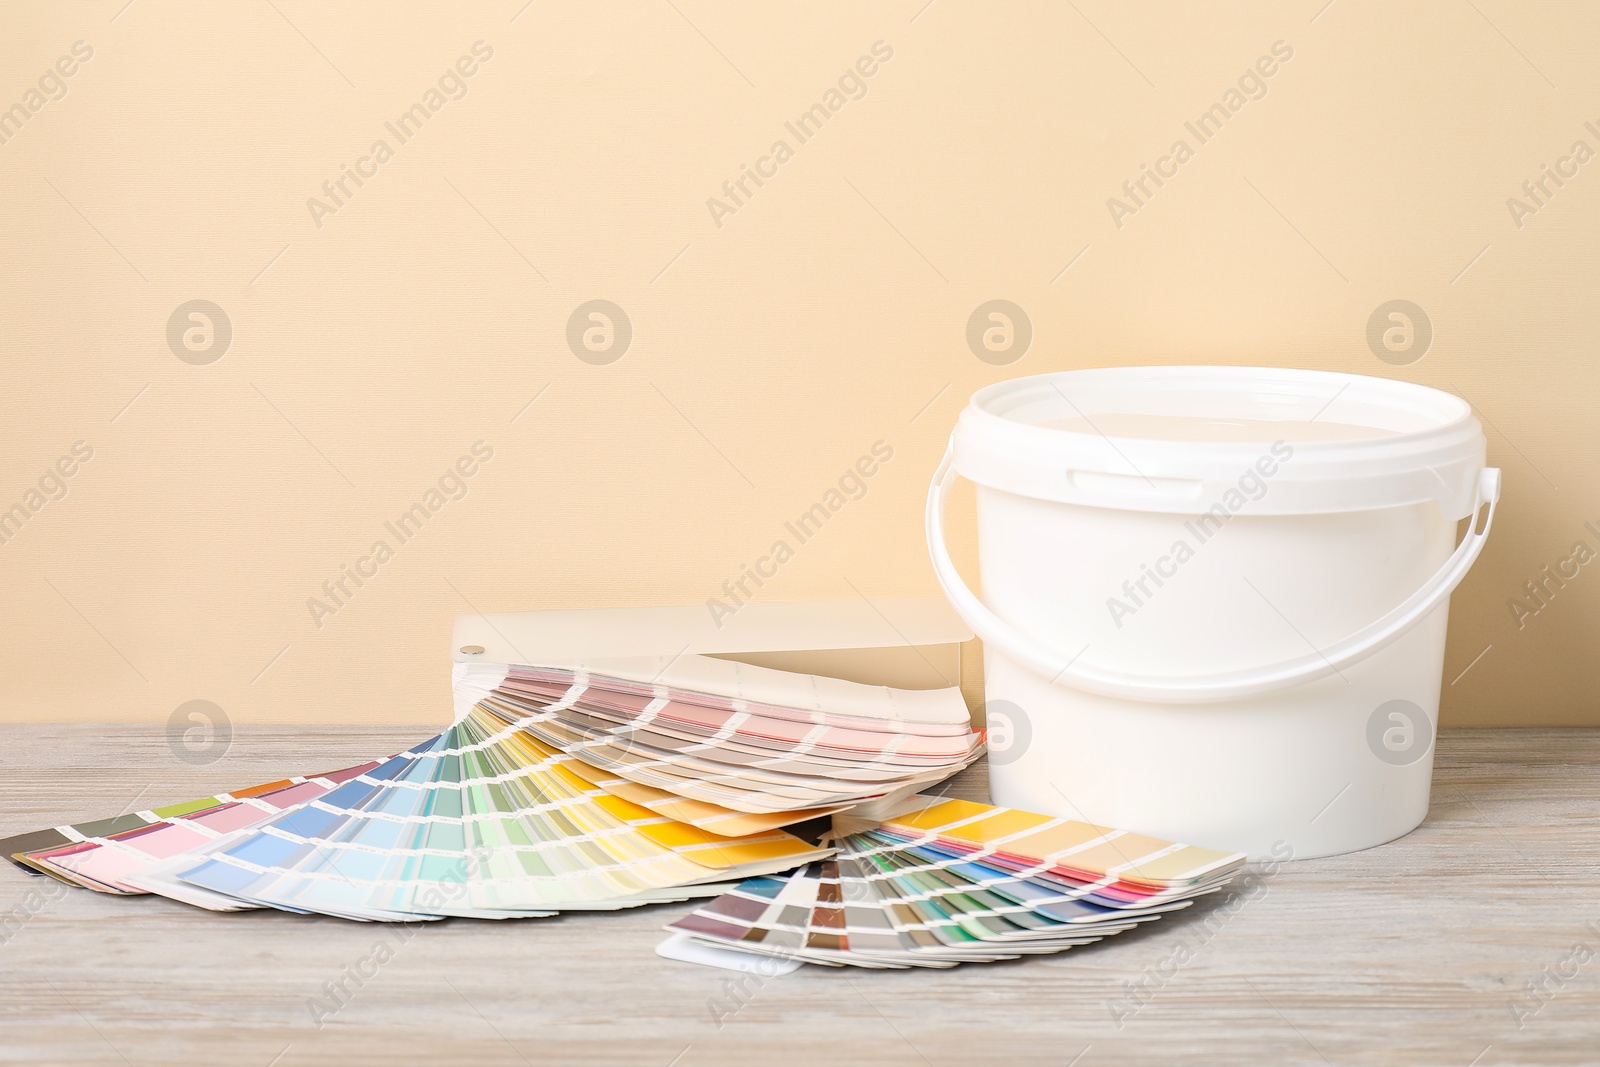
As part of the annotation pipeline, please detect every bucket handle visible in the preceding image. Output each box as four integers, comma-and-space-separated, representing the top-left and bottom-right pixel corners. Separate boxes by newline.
926, 439, 1501, 704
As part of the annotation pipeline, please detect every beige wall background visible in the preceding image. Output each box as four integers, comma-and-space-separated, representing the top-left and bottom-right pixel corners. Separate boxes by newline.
2, 1, 1596, 728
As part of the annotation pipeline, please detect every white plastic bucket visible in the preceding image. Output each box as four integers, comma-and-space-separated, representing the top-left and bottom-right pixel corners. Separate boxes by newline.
927, 367, 1500, 860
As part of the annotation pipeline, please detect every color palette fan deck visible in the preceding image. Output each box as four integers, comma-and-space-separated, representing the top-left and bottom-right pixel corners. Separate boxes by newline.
1, 654, 1245, 971
662, 796, 1245, 968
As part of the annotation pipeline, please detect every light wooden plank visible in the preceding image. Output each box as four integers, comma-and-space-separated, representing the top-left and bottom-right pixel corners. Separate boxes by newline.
0, 725, 1596, 1065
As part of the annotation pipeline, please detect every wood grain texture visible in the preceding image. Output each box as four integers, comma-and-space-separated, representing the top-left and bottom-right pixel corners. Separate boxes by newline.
1, 724, 1597, 1066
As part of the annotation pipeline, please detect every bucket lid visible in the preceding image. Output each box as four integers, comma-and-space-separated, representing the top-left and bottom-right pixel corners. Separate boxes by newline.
953, 367, 1487, 518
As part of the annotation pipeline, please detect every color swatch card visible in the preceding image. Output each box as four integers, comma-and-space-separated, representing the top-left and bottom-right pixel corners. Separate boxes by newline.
0, 760, 383, 895
17, 649, 1258, 967
868, 796, 1245, 900
458, 654, 984, 815
4, 655, 978, 923
662, 796, 1246, 970
129, 706, 832, 921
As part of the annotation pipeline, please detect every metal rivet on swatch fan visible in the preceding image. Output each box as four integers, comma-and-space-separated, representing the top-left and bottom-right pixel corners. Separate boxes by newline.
460, 645, 485, 655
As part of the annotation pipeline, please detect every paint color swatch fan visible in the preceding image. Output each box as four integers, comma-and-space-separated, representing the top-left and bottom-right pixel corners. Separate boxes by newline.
1, 601, 984, 920
455, 654, 982, 816
659, 796, 1246, 971
0, 708, 837, 920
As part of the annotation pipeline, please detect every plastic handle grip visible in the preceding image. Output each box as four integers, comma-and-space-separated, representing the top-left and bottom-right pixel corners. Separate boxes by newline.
925, 439, 1500, 704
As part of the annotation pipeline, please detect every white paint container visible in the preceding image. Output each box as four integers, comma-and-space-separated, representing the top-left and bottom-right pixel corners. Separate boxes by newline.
927, 367, 1500, 859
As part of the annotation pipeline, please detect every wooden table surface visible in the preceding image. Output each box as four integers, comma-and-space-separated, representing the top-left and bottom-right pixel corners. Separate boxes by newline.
1, 724, 1596, 1066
